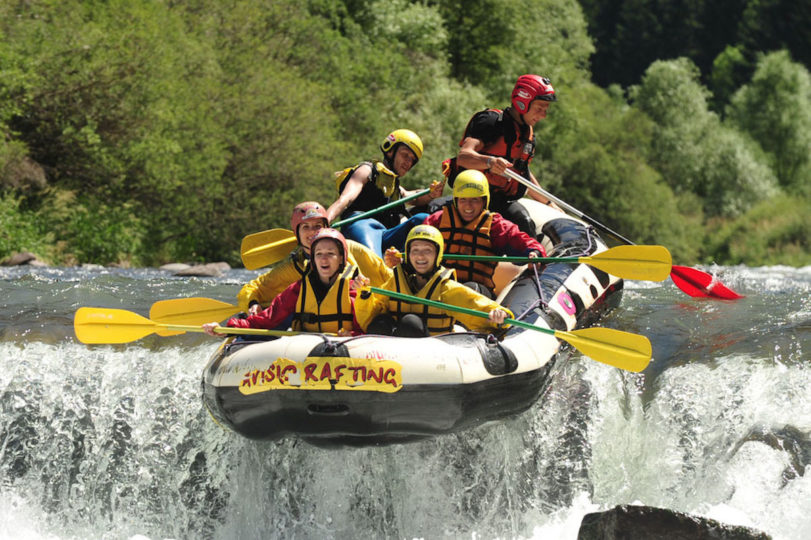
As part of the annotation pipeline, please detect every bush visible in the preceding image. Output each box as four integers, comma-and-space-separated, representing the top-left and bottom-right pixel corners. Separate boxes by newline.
708, 193, 811, 266
0, 192, 51, 261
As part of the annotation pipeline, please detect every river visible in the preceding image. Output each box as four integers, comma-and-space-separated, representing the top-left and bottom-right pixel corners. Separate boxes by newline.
0, 264, 808, 539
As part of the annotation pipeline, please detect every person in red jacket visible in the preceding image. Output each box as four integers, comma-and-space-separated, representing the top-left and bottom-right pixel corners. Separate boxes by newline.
444, 74, 559, 236
204, 229, 367, 337
420, 170, 545, 299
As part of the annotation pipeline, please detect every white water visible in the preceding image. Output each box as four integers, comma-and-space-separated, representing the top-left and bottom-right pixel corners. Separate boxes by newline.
0, 265, 809, 539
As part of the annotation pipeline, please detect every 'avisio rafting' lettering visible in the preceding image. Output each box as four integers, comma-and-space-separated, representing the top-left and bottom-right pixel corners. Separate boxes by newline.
240, 356, 402, 395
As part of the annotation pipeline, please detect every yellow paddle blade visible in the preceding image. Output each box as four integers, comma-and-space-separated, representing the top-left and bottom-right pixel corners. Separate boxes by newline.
240, 229, 297, 270
150, 298, 240, 331
74, 307, 160, 344
585, 245, 672, 282
555, 327, 652, 373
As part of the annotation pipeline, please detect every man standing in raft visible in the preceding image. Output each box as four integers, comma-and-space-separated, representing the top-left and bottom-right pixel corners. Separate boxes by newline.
422, 169, 546, 299
326, 129, 444, 256
205, 229, 367, 336
356, 225, 511, 337
237, 201, 389, 317
446, 74, 559, 236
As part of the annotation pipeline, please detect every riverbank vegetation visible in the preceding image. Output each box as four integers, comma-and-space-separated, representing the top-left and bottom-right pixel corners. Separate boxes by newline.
1, 0, 808, 267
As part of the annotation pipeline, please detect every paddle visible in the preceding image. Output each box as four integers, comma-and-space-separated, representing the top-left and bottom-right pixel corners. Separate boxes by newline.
150, 297, 241, 332
502, 168, 743, 299
367, 287, 651, 372
74, 307, 308, 344
333, 188, 430, 228
241, 229, 297, 270
443, 244, 672, 282
240, 188, 432, 270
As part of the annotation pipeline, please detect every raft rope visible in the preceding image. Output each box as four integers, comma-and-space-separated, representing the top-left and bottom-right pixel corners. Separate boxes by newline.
512, 225, 599, 322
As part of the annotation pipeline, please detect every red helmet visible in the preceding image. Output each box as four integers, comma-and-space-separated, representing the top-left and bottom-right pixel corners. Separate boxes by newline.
511, 75, 556, 113
309, 228, 348, 265
290, 201, 328, 241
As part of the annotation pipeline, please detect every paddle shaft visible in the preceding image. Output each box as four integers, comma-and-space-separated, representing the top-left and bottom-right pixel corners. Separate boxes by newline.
444, 254, 576, 264
366, 287, 652, 372
332, 188, 431, 228
369, 286, 545, 335
504, 169, 634, 244
164, 324, 301, 337
503, 169, 741, 298
442, 244, 672, 282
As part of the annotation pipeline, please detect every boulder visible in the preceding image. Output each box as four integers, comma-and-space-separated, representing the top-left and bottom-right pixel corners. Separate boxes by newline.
1, 251, 46, 266
578, 505, 771, 539
174, 262, 230, 278
160, 263, 192, 273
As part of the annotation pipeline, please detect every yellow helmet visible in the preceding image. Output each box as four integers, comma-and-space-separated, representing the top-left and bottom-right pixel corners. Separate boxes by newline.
405, 224, 444, 267
452, 169, 490, 209
380, 129, 423, 162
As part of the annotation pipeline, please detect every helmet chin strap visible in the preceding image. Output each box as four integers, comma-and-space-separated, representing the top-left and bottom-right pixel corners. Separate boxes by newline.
382, 146, 397, 170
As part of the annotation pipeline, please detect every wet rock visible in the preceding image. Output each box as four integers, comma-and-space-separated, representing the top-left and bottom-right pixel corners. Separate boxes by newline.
1, 251, 46, 266
160, 263, 191, 272
174, 262, 231, 278
732, 425, 810, 485
578, 505, 771, 539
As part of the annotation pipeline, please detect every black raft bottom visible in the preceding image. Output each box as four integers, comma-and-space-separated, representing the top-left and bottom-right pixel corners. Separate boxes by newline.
203, 358, 557, 448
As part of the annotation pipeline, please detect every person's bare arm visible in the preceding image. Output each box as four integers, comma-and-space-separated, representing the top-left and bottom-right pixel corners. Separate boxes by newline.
326, 164, 372, 223
458, 137, 556, 207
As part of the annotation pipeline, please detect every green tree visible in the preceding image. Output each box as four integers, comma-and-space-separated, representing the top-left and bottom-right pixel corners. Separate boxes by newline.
727, 50, 811, 192
541, 83, 703, 259
708, 193, 811, 266
631, 58, 777, 216
437, 0, 594, 100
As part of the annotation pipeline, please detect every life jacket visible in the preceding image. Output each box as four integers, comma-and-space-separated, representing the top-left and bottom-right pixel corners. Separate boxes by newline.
443, 108, 536, 200
289, 247, 309, 277
335, 160, 403, 228
292, 264, 358, 334
437, 205, 497, 291
390, 265, 455, 335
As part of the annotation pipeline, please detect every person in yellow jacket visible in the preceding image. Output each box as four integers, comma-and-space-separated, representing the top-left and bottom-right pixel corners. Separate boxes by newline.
237, 201, 390, 315
355, 225, 512, 337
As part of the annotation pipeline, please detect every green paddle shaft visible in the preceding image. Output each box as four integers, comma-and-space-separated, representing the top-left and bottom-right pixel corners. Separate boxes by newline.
444, 254, 576, 264
442, 244, 672, 282
368, 286, 540, 334
366, 287, 652, 372
332, 188, 431, 228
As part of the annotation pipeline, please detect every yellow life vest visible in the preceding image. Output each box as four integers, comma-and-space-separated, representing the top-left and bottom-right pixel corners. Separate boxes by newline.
334, 160, 400, 199
293, 264, 357, 334
389, 265, 455, 335
437, 205, 497, 290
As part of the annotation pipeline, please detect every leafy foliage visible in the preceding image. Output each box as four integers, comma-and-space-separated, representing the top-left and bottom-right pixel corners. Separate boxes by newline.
727, 51, 811, 192
631, 58, 778, 217
708, 193, 811, 266
0, 0, 807, 268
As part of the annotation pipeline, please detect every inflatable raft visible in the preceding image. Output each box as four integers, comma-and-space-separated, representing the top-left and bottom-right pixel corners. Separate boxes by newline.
201, 199, 624, 447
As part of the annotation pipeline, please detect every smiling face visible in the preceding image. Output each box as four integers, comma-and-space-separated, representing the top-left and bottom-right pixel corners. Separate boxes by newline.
298, 219, 327, 252
456, 196, 485, 223
391, 145, 418, 177
311, 239, 343, 283
523, 99, 552, 125
408, 239, 437, 275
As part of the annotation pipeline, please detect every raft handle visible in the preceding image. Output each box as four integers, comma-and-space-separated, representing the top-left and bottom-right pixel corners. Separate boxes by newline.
307, 404, 350, 416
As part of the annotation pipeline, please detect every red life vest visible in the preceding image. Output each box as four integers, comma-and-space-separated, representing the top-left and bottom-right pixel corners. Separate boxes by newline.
443, 109, 536, 199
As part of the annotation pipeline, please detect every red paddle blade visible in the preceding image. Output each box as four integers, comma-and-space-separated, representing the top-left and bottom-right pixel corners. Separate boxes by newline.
669, 265, 744, 300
